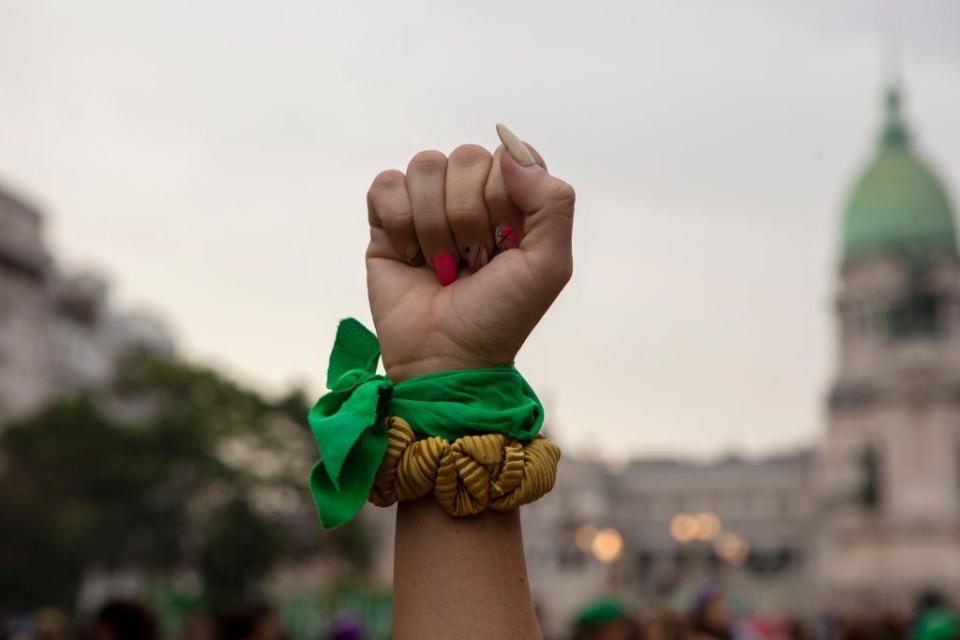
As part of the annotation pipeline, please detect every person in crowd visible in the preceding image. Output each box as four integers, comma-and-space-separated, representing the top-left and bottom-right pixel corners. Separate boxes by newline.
643, 609, 688, 640
85, 600, 159, 640
571, 600, 643, 640
1, 616, 38, 640
786, 617, 811, 640
324, 615, 369, 640
913, 610, 960, 640
913, 593, 960, 640
213, 604, 287, 640
686, 587, 731, 640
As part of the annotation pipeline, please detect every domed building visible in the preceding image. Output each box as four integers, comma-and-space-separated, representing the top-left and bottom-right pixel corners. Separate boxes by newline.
842, 87, 956, 265
816, 84, 960, 608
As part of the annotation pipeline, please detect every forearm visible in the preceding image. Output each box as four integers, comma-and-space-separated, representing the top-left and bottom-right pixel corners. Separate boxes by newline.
393, 498, 541, 640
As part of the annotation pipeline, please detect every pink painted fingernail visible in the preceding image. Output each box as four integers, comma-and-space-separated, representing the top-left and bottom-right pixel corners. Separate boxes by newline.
495, 224, 519, 252
433, 253, 458, 286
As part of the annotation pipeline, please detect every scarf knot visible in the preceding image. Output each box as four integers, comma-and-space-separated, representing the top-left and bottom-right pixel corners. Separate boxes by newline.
308, 318, 544, 528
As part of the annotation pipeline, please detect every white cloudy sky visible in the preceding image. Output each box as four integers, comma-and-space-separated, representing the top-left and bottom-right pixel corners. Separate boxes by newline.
1, 1, 958, 461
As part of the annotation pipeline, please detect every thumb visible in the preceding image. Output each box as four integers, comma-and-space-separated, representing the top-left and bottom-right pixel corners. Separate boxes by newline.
496, 124, 575, 285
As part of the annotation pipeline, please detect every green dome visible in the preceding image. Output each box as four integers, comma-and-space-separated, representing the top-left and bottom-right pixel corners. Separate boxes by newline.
842, 86, 956, 263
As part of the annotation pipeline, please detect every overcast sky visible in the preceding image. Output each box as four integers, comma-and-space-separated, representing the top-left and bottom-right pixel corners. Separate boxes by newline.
1, 1, 958, 461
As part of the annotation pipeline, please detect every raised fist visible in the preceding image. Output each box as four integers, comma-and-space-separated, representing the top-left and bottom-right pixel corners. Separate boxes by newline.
365, 125, 575, 381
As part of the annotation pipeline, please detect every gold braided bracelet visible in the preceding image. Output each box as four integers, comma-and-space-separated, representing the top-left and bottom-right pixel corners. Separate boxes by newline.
368, 416, 561, 516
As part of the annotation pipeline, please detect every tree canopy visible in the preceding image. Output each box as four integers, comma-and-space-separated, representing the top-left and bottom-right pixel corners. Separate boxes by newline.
0, 350, 365, 612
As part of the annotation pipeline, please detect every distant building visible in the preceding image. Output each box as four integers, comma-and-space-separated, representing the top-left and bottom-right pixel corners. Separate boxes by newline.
523, 452, 819, 635
518, 82, 960, 632
815, 84, 960, 609
0, 183, 173, 424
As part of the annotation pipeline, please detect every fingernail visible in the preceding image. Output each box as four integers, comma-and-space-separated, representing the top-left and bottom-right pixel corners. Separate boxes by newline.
433, 253, 458, 286
496, 123, 536, 167
403, 242, 424, 266
463, 243, 488, 272
495, 224, 519, 251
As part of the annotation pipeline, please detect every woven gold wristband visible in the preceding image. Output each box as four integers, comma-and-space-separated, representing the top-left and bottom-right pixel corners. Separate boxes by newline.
369, 416, 561, 516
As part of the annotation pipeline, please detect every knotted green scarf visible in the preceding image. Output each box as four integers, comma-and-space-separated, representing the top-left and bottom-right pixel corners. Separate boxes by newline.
308, 318, 544, 528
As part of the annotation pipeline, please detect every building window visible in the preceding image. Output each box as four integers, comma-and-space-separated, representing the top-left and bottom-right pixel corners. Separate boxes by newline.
745, 547, 797, 576
558, 547, 585, 569
859, 445, 882, 510
887, 269, 942, 340
636, 550, 653, 576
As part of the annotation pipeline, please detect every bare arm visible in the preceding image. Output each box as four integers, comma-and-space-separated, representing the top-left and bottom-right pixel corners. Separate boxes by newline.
363, 124, 574, 640
393, 499, 540, 639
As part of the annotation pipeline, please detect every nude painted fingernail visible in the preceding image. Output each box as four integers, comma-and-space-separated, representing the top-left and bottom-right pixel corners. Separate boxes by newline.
463, 243, 488, 272
495, 224, 519, 251
496, 123, 536, 167
433, 253, 458, 286
403, 242, 424, 266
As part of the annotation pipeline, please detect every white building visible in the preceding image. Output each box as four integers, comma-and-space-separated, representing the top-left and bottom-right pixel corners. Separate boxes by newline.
814, 84, 960, 610
0, 182, 173, 424
523, 453, 818, 635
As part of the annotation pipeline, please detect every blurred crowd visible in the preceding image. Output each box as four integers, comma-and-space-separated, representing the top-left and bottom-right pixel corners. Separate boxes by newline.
4, 590, 960, 640
2, 601, 287, 640
2, 600, 318, 640
569, 590, 960, 640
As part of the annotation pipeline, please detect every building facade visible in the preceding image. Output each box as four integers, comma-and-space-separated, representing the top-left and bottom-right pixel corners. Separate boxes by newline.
0, 183, 173, 425
522, 453, 819, 635
814, 85, 960, 609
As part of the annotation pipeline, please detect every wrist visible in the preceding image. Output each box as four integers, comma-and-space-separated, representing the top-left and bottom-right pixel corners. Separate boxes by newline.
385, 354, 511, 382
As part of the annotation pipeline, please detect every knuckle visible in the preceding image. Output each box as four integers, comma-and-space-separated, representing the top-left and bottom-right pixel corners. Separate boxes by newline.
551, 181, 577, 209
407, 150, 447, 176
546, 256, 574, 288
381, 210, 413, 230
448, 144, 492, 167
445, 201, 483, 222
368, 169, 405, 196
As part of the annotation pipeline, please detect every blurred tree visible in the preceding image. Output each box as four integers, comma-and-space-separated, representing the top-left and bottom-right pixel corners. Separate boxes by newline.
0, 397, 176, 609
199, 496, 286, 606
331, 519, 372, 575
0, 350, 365, 612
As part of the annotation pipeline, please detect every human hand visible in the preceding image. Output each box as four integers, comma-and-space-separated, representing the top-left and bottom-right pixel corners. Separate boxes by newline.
365, 125, 575, 381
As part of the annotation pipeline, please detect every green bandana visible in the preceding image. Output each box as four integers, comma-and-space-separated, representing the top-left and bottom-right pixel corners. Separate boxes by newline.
576, 599, 627, 628
308, 318, 544, 528
915, 610, 960, 640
